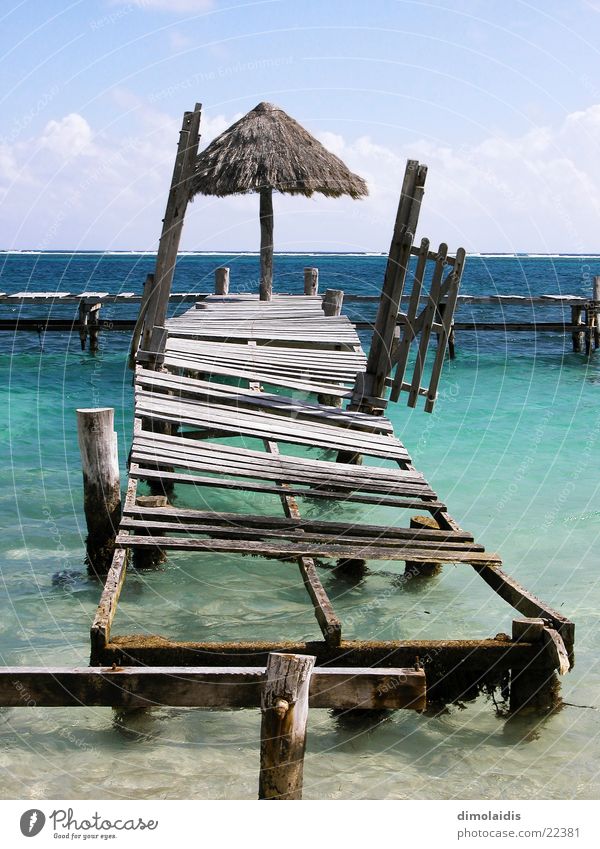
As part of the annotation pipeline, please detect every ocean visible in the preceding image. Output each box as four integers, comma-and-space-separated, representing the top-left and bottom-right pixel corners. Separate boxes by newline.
0, 251, 599, 800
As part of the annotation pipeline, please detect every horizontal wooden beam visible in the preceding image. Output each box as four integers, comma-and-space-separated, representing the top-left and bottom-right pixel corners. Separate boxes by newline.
0, 666, 425, 711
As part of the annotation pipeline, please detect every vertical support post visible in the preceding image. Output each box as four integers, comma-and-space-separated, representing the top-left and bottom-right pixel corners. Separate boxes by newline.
448, 322, 456, 359
510, 618, 560, 714
353, 160, 427, 412
404, 516, 443, 577
259, 187, 274, 301
592, 276, 600, 351
88, 303, 101, 354
78, 301, 88, 350
146, 103, 202, 365
571, 305, 583, 353
258, 652, 315, 800
215, 267, 230, 295
76, 408, 121, 577
322, 288, 343, 317
132, 494, 168, 569
303, 267, 319, 296
129, 273, 155, 369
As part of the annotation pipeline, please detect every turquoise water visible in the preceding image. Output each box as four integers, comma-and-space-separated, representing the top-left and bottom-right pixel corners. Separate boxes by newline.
0, 253, 599, 799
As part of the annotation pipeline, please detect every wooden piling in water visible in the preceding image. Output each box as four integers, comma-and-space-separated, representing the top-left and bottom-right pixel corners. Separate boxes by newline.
215, 267, 230, 295
76, 408, 121, 576
303, 267, 319, 296
405, 516, 443, 577
571, 305, 584, 352
258, 652, 315, 800
509, 618, 564, 714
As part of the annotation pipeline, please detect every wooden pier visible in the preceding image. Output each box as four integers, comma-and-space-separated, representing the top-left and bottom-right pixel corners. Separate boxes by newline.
0, 106, 576, 799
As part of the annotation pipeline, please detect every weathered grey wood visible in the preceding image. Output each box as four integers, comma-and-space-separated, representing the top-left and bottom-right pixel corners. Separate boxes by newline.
405, 515, 444, 576
389, 237, 429, 401
130, 273, 155, 368
124, 505, 474, 542
78, 300, 88, 350
262, 437, 342, 645
474, 564, 575, 659
408, 243, 448, 407
322, 288, 344, 317
90, 548, 128, 653
88, 303, 101, 353
0, 665, 425, 710
423, 247, 465, 412
303, 267, 319, 295
77, 408, 121, 576
214, 267, 230, 295
354, 160, 427, 410
259, 653, 315, 799
120, 517, 482, 552
117, 533, 501, 564
510, 618, 562, 714
132, 466, 445, 511
259, 187, 274, 301
571, 305, 584, 352
145, 104, 202, 363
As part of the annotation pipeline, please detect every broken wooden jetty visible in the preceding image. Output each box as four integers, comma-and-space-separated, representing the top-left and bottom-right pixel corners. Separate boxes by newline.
0, 104, 575, 800
2, 284, 599, 358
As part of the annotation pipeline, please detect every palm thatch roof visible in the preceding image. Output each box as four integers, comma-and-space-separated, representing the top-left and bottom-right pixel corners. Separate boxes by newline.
189, 101, 368, 199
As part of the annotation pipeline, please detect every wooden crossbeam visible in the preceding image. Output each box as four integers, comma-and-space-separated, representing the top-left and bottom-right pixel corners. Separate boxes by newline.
0, 666, 426, 711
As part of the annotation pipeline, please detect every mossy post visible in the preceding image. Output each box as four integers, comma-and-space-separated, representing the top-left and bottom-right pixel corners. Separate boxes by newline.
77, 408, 121, 577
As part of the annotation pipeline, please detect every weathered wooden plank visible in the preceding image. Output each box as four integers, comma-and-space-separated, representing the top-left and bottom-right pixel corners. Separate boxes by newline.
132, 464, 443, 509
119, 518, 484, 553
124, 505, 475, 542
90, 548, 128, 653
0, 665, 427, 711
473, 562, 575, 656
117, 533, 501, 564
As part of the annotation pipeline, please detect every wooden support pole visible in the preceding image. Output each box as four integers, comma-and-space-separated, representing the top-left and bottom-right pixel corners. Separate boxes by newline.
448, 322, 456, 359
258, 652, 315, 800
78, 301, 88, 350
353, 160, 427, 412
571, 305, 583, 352
592, 276, 600, 352
509, 618, 562, 714
88, 303, 101, 353
322, 288, 343, 317
129, 273, 155, 369
303, 267, 319, 296
405, 516, 443, 577
215, 267, 230, 295
132, 495, 168, 569
259, 187, 274, 301
77, 408, 121, 576
146, 104, 202, 365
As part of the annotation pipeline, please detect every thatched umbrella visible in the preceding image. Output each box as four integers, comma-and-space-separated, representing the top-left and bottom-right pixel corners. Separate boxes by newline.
189, 102, 368, 300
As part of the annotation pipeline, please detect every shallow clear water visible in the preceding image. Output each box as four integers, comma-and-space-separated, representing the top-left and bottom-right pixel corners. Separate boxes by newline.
0, 253, 599, 799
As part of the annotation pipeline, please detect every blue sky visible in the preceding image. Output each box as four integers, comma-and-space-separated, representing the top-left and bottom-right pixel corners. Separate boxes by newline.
2, 0, 600, 251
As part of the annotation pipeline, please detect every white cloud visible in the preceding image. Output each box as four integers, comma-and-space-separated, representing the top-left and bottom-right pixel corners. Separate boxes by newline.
40, 114, 94, 157
2, 101, 600, 252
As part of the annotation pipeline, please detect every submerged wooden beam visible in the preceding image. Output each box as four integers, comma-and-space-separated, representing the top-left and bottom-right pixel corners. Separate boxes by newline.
0, 664, 426, 710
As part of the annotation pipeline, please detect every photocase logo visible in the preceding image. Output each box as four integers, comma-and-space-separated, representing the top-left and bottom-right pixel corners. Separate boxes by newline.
19, 809, 46, 837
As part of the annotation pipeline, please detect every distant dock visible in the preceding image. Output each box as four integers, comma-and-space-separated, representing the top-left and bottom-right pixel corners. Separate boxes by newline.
1, 276, 599, 356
